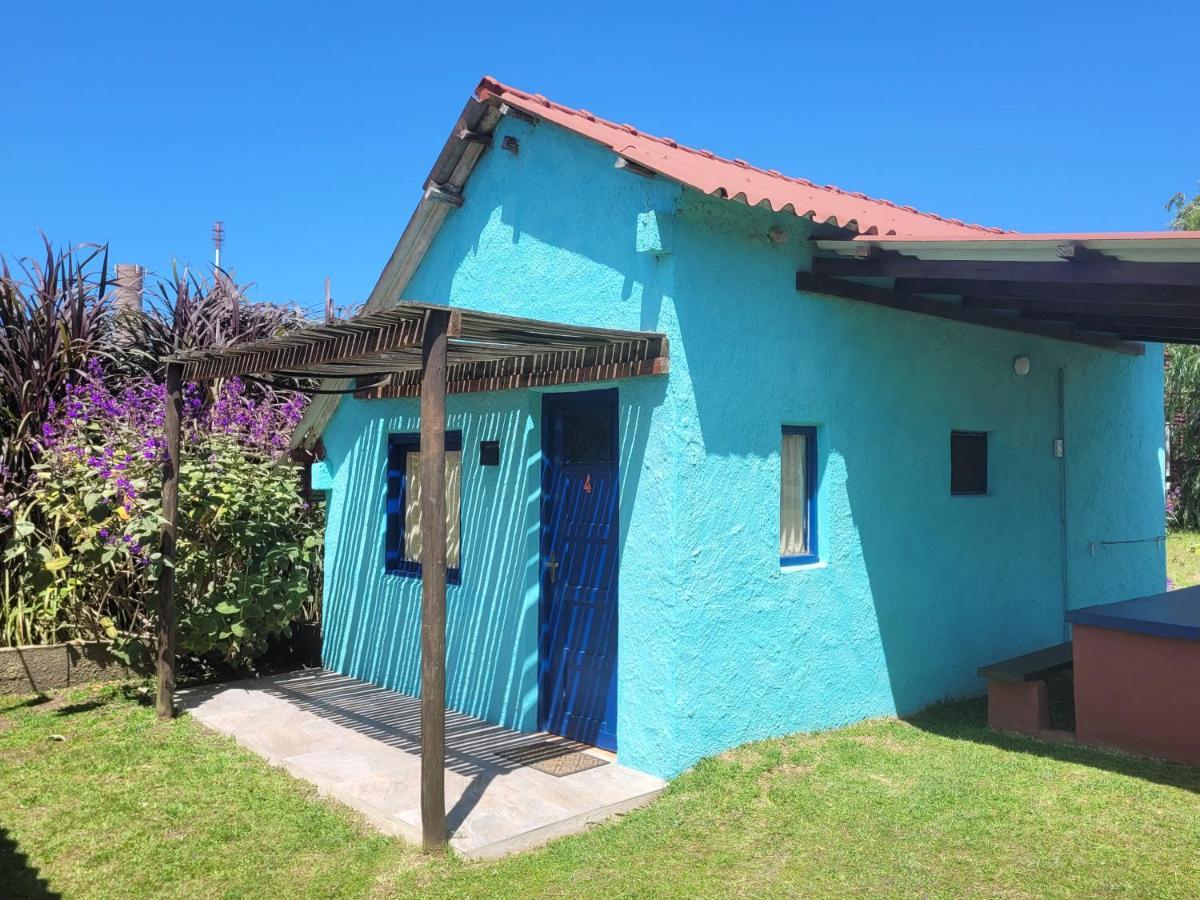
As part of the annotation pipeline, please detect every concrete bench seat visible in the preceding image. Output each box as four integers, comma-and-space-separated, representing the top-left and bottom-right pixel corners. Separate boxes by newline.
978, 641, 1073, 735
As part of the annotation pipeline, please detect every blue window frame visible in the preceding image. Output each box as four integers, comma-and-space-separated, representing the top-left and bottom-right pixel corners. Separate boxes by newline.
780, 425, 818, 566
386, 431, 462, 584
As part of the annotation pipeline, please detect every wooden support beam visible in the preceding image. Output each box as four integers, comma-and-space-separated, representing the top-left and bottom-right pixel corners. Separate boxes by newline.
812, 255, 1200, 287
614, 156, 656, 178
358, 353, 669, 400
1104, 332, 1200, 344
424, 184, 464, 207
962, 296, 1200, 319
1019, 312, 1200, 333
1055, 242, 1107, 263
419, 308, 451, 852
795, 271, 1144, 356
897, 278, 1200, 306
455, 128, 492, 147
156, 362, 183, 721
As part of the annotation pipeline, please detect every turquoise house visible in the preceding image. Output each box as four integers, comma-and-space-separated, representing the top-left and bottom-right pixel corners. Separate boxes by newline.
295, 78, 1167, 779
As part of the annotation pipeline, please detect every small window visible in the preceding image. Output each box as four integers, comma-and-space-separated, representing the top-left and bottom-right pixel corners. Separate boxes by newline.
951, 431, 988, 496
386, 432, 462, 582
780, 426, 818, 565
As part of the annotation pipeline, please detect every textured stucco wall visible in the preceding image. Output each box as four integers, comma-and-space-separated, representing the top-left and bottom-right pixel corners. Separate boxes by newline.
317, 116, 686, 773
663, 193, 1165, 766
317, 112, 1165, 777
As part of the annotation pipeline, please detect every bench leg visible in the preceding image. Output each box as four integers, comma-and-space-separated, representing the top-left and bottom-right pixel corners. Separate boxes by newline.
987, 680, 1051, 735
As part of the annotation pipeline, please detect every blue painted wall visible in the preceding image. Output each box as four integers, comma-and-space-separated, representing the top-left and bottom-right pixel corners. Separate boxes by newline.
315, 113, 1165, 778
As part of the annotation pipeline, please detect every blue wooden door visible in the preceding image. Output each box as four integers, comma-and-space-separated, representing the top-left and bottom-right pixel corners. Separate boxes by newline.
540, 389, 619, 751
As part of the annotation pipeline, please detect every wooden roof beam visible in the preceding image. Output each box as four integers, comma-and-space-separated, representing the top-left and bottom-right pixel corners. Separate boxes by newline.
896, 278, 1200, 305
812, 255, 1200, 287
964, 295, 1200, 320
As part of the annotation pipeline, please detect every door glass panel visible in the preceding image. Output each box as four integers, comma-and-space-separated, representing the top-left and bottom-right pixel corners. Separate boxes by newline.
563, 408, 612, 465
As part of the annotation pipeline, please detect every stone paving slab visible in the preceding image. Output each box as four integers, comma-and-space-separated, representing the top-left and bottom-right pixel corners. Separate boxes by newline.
178, 670, 664, 858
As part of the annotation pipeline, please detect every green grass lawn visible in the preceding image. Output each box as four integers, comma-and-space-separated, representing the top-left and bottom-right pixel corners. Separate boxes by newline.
3, 684, 1200, 898
1168, 529, 1200, 588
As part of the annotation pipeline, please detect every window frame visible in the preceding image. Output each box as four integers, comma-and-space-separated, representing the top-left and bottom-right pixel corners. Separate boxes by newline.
385, 430, 463, 584
950, 430, 989, 497
780, 424, 819, 567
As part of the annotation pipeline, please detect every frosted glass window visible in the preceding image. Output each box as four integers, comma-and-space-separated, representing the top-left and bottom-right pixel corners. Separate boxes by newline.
780, 427, 817, 564
385, 430, 462, 582
403, 450, 462, 569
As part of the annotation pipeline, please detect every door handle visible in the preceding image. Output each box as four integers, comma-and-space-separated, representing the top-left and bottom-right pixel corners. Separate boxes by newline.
546, 552, 559, 584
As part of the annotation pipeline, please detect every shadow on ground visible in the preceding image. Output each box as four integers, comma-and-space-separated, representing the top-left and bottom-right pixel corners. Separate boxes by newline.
0, 825, 58, 899
907, 697, 1200, 795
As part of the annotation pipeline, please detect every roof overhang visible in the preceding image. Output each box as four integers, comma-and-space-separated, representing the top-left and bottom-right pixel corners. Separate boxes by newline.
167, 302, 668, 397
801, 231, 1200, 351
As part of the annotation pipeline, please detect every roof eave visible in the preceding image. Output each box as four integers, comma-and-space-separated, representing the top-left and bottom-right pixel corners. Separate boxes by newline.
291, 94, 508, 449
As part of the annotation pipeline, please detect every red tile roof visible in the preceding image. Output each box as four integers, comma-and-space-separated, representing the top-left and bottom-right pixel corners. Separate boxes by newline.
475, 77, 1008, 238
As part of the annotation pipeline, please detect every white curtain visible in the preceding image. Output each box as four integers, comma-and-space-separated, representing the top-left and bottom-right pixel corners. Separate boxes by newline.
780, 433, 808, 556
404, 450, 462, 568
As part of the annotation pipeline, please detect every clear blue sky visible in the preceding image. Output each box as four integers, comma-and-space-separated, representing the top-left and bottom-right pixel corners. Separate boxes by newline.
3, 1, 1197, 313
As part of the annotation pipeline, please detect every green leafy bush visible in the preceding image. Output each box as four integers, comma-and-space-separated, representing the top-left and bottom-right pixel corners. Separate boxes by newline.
0, 360, 320, 663
0, 243, 321, 663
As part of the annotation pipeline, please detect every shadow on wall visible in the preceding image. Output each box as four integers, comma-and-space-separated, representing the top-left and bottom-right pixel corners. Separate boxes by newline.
319, 381, 664, 734
321, 401, 538, 729
0, 824, 59, 898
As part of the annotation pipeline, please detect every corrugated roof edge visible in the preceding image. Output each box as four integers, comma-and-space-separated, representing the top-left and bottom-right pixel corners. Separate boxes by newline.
474, 76, 1011, 237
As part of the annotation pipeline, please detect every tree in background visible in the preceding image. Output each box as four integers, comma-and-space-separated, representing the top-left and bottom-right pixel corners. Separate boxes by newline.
1165, 187, 1200, 528
1167, 186, 1200, 232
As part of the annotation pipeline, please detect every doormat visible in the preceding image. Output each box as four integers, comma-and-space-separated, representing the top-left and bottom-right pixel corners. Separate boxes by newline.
495, 740, 609, 777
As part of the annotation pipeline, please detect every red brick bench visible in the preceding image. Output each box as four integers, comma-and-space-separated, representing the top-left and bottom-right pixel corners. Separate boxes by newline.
977, 642, 1073, 736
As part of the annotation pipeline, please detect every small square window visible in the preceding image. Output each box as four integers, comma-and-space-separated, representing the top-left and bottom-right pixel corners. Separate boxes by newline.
951, 431, 988, 496
781, 426, 818, 565
386, 432, 462, 582
480, 440, 500, 466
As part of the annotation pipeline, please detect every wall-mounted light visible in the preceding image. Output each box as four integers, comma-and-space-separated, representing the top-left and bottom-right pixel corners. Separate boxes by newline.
1013, 356, 1031, 376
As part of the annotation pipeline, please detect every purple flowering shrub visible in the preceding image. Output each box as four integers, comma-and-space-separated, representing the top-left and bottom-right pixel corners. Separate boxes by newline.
2, 360, 321, 661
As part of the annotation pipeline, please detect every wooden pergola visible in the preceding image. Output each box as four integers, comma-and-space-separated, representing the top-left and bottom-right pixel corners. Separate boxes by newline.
157, 301, 668, 850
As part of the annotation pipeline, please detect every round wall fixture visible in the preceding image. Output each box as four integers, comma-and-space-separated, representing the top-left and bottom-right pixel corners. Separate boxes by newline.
1013, 356, 1031, 376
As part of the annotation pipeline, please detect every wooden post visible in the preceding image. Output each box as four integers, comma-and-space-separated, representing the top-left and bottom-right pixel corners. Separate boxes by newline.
156, 362, 184, 720
419, 309, 451, 850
